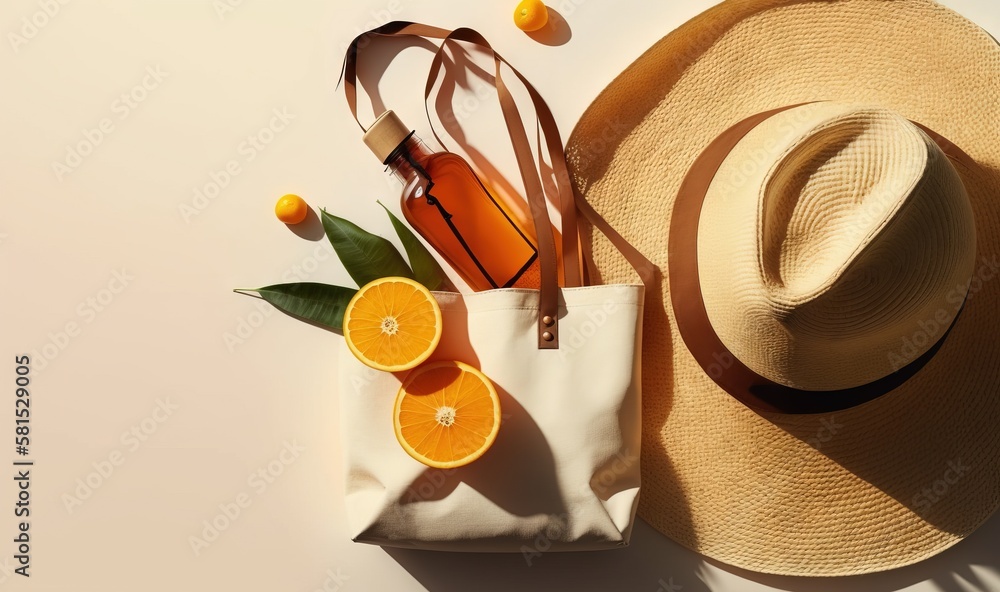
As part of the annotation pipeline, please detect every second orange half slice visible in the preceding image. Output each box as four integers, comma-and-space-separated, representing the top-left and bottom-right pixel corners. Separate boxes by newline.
393, 361, 502, 469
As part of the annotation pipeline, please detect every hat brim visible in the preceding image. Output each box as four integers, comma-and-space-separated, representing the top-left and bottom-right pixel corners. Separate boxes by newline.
566, 0, 1000, 576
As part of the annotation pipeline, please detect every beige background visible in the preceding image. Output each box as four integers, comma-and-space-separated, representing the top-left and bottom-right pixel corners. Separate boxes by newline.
1, 1, 999, 590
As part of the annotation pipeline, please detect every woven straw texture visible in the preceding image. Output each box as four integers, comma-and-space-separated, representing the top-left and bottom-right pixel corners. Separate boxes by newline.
566, 0, 1000, 576
698, 103, 976, 391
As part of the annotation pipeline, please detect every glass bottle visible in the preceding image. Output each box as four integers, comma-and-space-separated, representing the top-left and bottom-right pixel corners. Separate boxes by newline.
364, 110, 539, 291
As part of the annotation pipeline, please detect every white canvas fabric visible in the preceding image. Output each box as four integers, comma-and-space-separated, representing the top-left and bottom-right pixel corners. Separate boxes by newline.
338, 285, 643, 551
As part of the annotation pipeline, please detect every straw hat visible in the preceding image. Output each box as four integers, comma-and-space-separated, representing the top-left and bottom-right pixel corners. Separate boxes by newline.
566, 0, 1000, 576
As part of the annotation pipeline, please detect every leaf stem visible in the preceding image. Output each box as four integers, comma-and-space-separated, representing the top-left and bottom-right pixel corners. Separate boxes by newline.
232, 289, 264, 299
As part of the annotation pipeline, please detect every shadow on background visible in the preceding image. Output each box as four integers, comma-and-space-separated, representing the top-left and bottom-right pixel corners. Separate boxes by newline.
525, 7, 572, 46
383, 513, 1000, 592
287, 206, 325, 241
384, 519, 711, 592
353, 35, 440, 120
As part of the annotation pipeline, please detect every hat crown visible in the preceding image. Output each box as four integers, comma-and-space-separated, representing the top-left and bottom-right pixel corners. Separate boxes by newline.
698, 102, 976, 391
760, 109, 926, 302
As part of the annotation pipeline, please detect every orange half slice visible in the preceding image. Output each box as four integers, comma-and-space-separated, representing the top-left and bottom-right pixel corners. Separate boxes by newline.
393, 361, 502, 469
343, 276, 442, 372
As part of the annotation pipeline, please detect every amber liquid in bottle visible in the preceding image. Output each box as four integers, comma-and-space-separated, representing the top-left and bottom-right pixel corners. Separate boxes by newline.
386, 134, 539, 291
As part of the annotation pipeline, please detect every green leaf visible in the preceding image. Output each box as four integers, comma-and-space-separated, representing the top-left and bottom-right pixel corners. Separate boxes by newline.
234, 283, 356, 333
320, 209, 413, 286
378, 201, 452, 291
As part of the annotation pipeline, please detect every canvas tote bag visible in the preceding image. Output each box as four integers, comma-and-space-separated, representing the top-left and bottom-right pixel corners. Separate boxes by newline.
338, 23, 653, 552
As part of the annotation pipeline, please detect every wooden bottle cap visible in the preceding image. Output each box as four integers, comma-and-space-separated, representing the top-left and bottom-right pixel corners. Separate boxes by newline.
363, 110, 411, 163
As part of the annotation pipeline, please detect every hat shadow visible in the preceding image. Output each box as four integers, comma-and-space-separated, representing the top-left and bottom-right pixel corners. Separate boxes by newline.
760, 159, 1000, 536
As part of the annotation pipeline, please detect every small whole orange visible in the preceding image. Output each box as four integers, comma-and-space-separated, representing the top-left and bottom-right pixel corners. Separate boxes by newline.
343, 276, 443, 373
513, 0, 548, 32
274, 194, 309, 225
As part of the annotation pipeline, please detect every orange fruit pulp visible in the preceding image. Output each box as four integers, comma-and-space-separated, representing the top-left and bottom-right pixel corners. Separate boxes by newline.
343, 277, 442, 372
394, 360, 501, 469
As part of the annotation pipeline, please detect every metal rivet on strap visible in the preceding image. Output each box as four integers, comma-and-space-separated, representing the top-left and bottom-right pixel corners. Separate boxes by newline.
541, 331, 554, 342
542, 315, 554, 327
